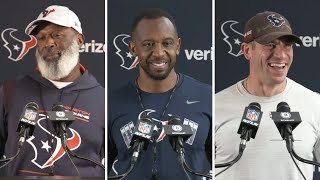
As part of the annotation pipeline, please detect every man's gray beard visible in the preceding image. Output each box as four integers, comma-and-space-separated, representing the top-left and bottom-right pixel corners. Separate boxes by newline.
36, 39, 79, 81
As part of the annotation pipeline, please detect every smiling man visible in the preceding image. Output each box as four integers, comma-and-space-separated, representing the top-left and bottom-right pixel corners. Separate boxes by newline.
108, 8, 212, 180
215, 11, 320, 180
0, 5, 104, 176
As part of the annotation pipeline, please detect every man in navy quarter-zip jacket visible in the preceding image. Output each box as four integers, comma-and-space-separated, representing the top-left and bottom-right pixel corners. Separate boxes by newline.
108, 8, 212, 180
0, 5, 104, 176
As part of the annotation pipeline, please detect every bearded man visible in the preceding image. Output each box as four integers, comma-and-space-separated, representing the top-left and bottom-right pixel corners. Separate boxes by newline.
0, 5, 104, 176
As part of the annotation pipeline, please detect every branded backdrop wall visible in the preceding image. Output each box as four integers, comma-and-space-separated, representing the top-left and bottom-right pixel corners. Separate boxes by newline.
216, 1, 320, 178
0, 0, 105, 86
108, 0, 212, 92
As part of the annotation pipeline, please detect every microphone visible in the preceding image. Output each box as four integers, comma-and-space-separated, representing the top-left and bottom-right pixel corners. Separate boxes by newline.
47, 102, 75, 137
237, 102, 262, 149
1, 102, 39, 167
109, 113, 155, 179
47, 102, 105, 173
272, 102, 301, 140
271, 102, 302, 153
130, 113, 155, 158
216, 102, 263, 174
164, 116, 211, 179
16, 102, 39, 147
163, 115, 193, 153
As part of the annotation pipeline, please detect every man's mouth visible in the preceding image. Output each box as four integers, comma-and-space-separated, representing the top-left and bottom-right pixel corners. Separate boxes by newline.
268, 63, 286, 69
43, 52, 60, 61
151, 62, 167, 67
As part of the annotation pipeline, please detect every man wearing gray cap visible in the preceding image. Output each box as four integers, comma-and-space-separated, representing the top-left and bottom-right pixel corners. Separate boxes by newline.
0, 5, 104, 176
215, 11, 320, 180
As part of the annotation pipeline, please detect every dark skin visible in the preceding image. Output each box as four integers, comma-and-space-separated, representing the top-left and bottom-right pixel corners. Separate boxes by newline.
129, 17, 181, 93
35, 23, 85, 82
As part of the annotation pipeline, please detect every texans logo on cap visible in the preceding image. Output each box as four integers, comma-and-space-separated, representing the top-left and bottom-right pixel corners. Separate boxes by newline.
42, 8, 55, 18
267, 14, 285, 27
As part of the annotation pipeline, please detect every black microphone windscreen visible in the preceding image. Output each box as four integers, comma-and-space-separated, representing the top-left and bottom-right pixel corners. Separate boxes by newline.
271, 102, 301, 139
25, 102, 39, 111
52, 102, 65, 111
277, 102, 290, 112
22, 102, 39, 121
168, 115, 182, 125
248, 102, 261, 111
237, 102, 263, 139
17, 102, 39, 137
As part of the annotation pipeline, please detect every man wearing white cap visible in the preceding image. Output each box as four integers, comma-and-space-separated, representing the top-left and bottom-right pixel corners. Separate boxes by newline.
0, 5, 105, 176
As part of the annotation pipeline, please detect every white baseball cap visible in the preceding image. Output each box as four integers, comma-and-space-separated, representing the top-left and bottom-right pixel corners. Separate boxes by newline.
25, 5, 82, 35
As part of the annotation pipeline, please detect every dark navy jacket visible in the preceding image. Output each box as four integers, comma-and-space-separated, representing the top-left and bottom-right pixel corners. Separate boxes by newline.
0, 68, 104, 176
108, 73, 212, 180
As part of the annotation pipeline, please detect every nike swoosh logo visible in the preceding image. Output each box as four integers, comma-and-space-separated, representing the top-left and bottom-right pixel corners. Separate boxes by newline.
186, 100, 200, 104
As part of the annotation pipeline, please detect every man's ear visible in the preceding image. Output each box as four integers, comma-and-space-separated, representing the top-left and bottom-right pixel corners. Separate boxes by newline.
241, 42, 251, 61
176, 38, 181, 55
128, 41, 136, 57
77, 34, 85, 47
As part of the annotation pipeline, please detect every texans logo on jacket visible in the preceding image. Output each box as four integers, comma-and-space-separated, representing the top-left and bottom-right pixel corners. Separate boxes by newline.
113, 34, 139, 70
26, 112, 81, 169
1, 28, 37, 61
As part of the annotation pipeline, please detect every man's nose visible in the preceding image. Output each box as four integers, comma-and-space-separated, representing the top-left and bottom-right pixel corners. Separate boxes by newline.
44, 37, 55, 48
273, 43, 288, 59
152, 43, 165, 57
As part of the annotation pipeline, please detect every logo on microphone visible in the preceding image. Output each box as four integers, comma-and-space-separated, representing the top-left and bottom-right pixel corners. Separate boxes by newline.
172, 125, 182, 132
56, 111, 66, 118
280, 112, 291, 118
24, 109, 38, 121
138, 121, 152, 134
246, 109, 260, 121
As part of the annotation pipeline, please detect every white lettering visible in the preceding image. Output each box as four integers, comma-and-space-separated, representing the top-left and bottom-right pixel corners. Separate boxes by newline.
243, 119, 258, 126
184, 47, 213, 61
134, 132, 151, 139
79, 40, 105, 53
185, 49, 194, 60
194, 50, 203, 60
296, 36, 320, 47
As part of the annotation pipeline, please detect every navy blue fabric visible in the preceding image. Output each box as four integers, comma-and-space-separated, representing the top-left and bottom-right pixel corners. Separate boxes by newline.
108, 73, 212, 180
0, 69, 104, 176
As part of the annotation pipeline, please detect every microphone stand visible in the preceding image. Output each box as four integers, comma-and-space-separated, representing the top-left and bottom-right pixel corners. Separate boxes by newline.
215, 127, 250, 168
282, 124, 320, 167
108, 140, 143, 179
0, 126, 30, 168
58, 122, 80, 176
179, 149, 212, 179
58, 122, 106, 175
215, 127, 251, 177
282, 124, 306, 180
